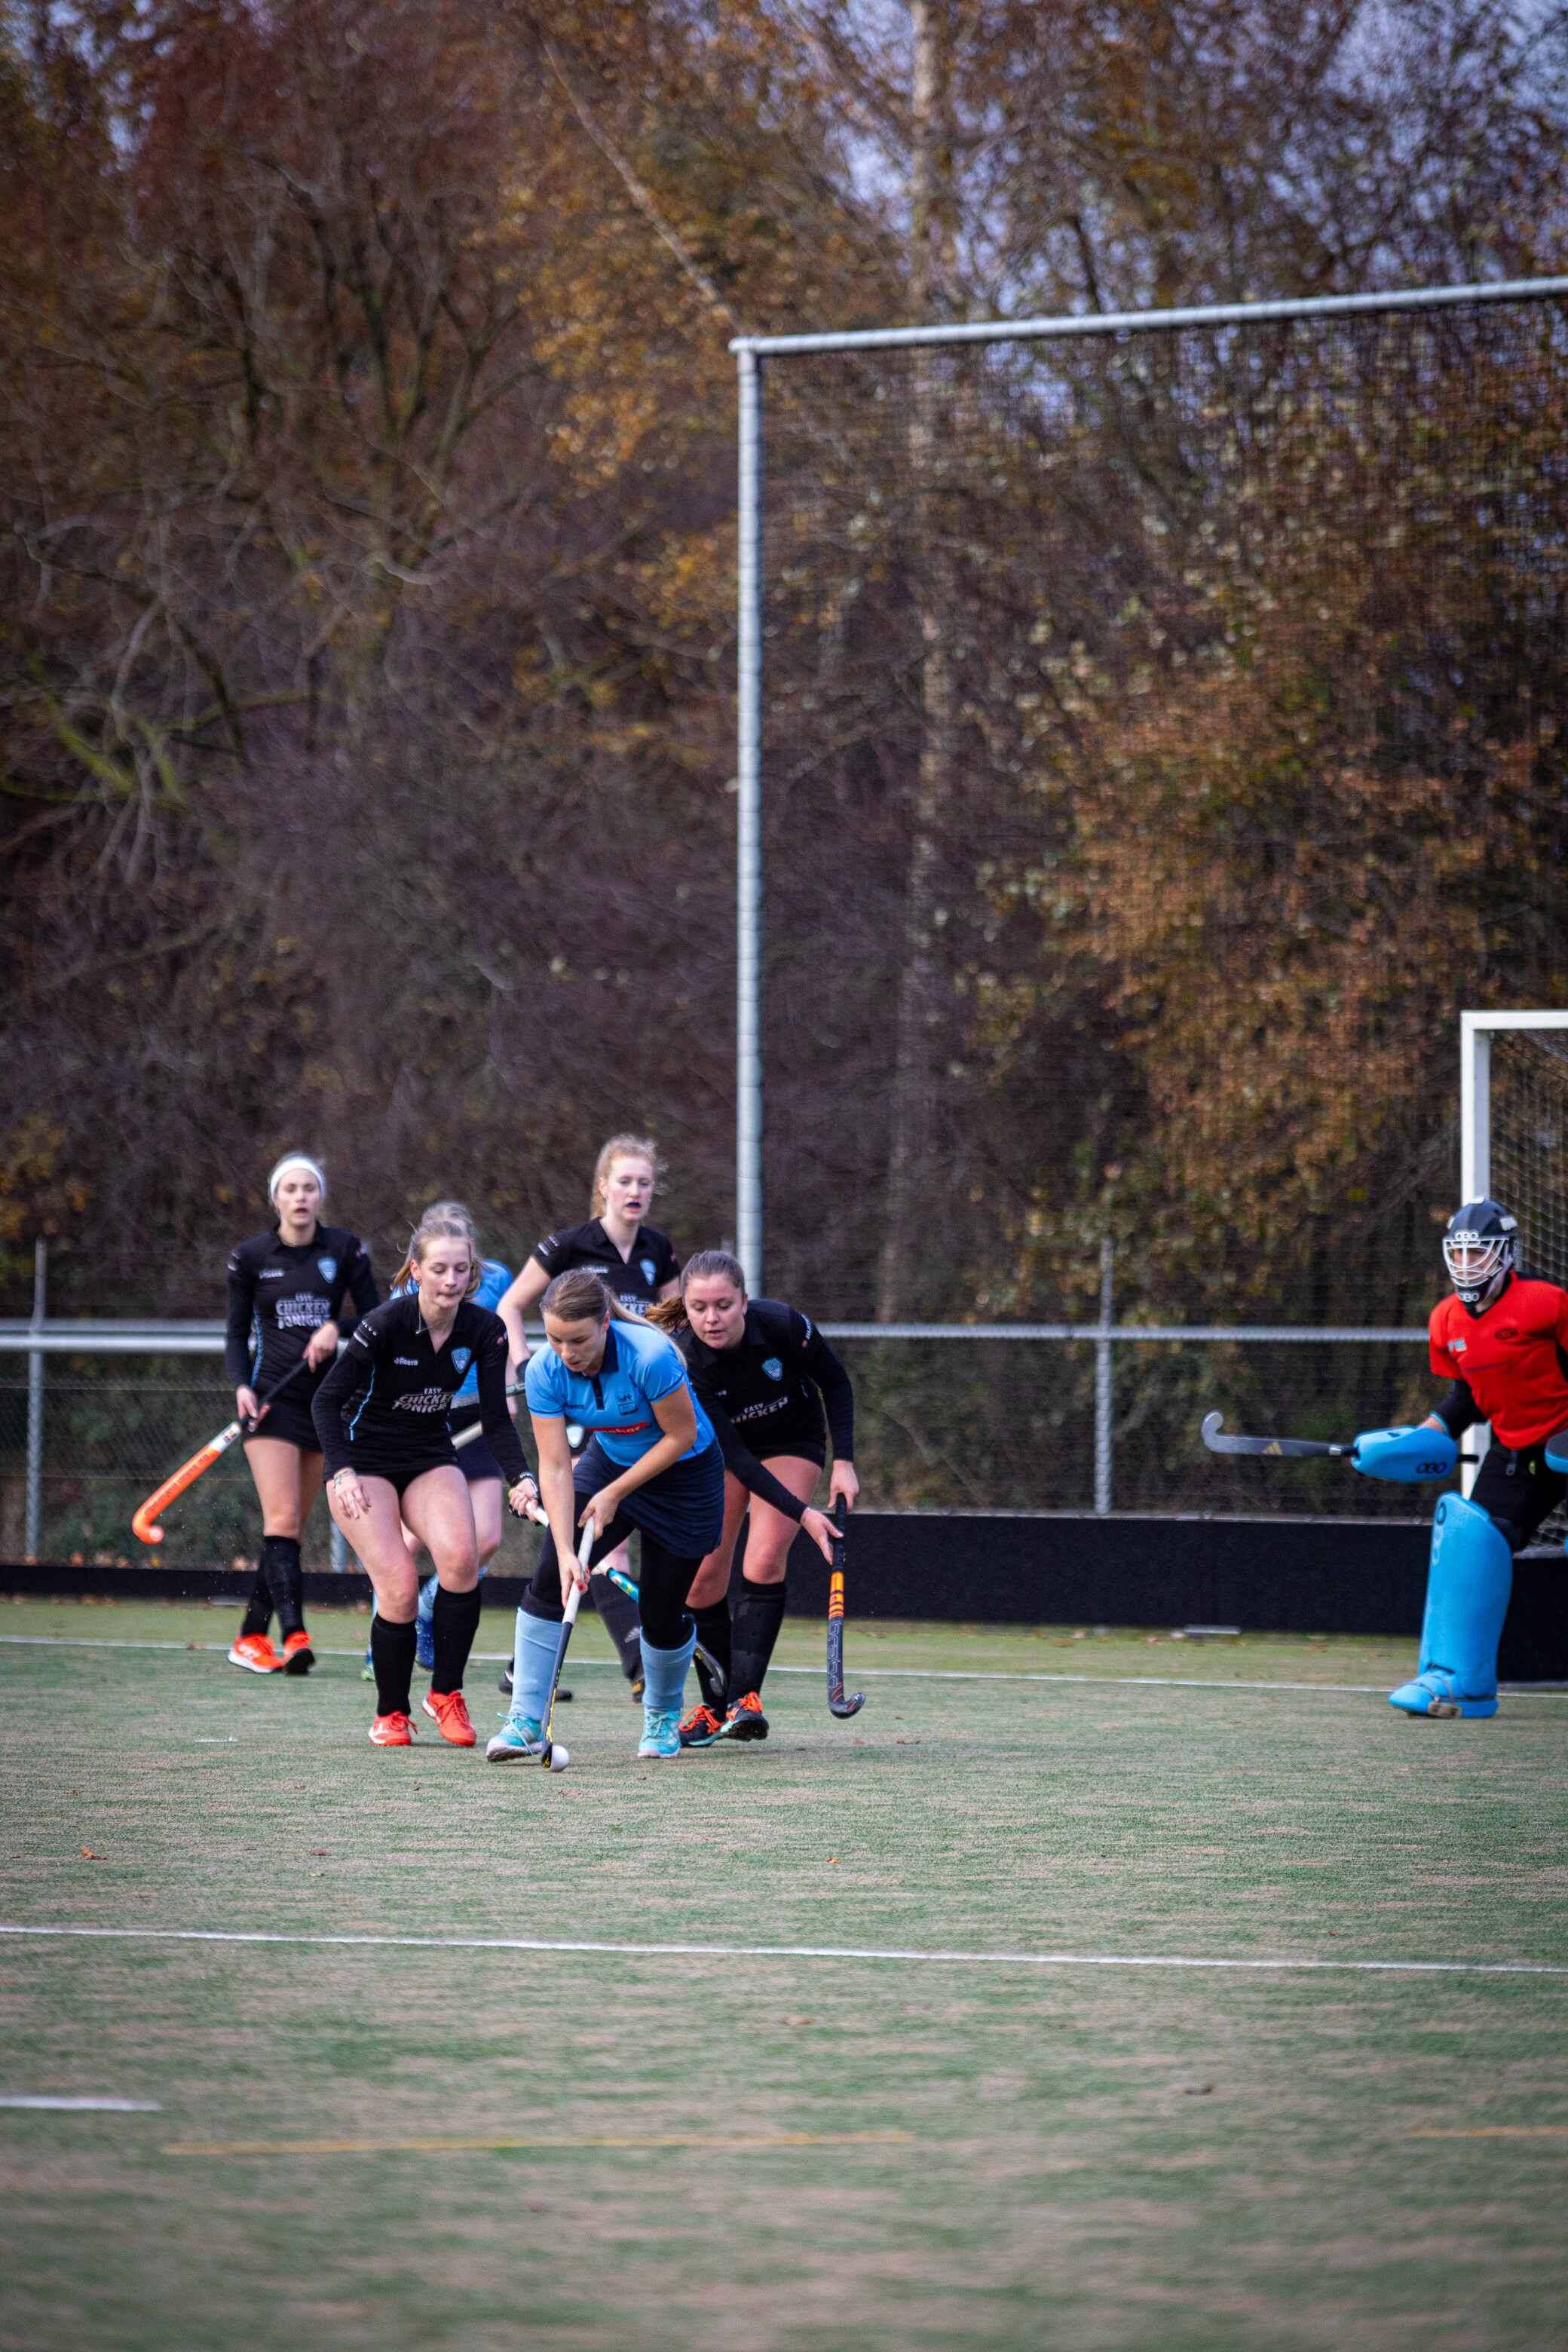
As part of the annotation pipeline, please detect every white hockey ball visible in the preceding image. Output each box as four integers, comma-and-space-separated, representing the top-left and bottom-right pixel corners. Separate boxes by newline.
549, 1744, 570, 1772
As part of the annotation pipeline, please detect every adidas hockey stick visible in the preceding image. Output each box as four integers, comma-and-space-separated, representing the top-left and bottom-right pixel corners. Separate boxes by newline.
826, 1496, 865, 1720
131, 1358, 314, 1545
540, 1521, 596, 1771
1201, 1413, 1477, 1464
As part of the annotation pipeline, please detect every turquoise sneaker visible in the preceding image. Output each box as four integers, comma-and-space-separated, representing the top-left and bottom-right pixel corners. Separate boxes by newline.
637, 1707, 682, 1760
485, 1713, 546, 1763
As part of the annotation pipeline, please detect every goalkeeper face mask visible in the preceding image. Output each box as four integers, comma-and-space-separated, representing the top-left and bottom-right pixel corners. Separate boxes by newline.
1441, 1200, 1516, 1309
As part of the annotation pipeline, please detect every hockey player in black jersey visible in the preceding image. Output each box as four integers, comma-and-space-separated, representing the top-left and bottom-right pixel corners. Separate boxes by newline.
312, 1209, 537, 1748
224, 1153, 378, 1676
648, 1250, 856, 1745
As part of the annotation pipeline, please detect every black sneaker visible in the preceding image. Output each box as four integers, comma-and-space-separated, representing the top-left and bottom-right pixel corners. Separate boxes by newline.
718, 1692, 769, 1742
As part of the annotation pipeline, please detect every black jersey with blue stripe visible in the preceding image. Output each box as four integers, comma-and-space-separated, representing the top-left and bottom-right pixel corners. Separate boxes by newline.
677, 1299, 853, 1463
530, 1218, 680, 1314
224, 1225, 378, 1397
310, 1294, 528, 1483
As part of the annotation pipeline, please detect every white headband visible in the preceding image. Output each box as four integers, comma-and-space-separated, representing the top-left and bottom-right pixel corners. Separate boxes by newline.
268, 1153, 326, 1205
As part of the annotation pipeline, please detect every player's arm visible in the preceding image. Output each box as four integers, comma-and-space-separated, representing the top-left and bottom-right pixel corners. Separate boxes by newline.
473, 1325, 534, 1498
312, 1325, 375, 1512
498, 1257, 550, 1368
1425, 1379, 1479, 1439
795, 1312, 859, 1508
689, 1364, 835, 1557
528, 1410, 580, 1600
225, 1247, 260, 1421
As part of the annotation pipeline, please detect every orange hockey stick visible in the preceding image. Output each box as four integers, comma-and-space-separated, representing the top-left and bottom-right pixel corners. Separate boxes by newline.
132, 1359, 311, 1545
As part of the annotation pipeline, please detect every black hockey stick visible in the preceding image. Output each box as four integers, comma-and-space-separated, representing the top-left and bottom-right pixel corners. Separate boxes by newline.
1201, 1413, 1477, 1463
826, 1496, 865, 1720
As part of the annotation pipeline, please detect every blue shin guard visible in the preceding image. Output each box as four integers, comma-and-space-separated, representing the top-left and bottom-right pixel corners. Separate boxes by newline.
508, 1607, 565, 1729
1389, 1495, 1512, 1720
638, 1626, 696, 1758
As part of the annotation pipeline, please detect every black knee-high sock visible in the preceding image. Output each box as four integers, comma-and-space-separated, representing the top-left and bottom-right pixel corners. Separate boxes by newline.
430, 1584, 483, 1697
729, 1577, 786, 1703
590, 1570, 644, 1680
260, 1535, 305, 1638
370, 1615, 417, 1718
692, 1599, 733, 1710
240, 1568, 271, 1639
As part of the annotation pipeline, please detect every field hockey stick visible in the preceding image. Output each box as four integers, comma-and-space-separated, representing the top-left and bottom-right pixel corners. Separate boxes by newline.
131, 1357, 314, 1545
452, 1382, 525, 1452
539, 1521, 596, 1771
1201, 1413, 1477, 1464
826, 1496, 865, 1720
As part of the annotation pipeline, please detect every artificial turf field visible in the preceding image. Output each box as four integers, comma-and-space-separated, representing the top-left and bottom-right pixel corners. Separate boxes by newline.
2, 1599, 1565, 2351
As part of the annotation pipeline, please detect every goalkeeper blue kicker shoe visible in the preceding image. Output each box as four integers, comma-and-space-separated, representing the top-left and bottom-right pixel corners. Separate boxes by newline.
1388, 1670, 1499, 1720
485, 1713, 546, 1763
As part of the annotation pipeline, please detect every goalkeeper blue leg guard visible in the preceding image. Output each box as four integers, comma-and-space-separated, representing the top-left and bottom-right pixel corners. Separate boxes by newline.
1389, 1495, 1512, 1720
637, 1627, 696, 1760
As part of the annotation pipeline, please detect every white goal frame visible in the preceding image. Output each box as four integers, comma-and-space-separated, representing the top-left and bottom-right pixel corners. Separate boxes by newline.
1458, 1009, 1568, 1496
1460, 1009, 1568, 1202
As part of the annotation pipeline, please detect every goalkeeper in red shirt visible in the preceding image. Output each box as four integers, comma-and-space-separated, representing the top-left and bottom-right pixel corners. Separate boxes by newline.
1378, 1200, 1568, 1719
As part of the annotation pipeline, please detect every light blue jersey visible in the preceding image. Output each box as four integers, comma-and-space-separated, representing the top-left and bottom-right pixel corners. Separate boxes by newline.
524, 1317, 713, 1467
391, 1258, 511, 1404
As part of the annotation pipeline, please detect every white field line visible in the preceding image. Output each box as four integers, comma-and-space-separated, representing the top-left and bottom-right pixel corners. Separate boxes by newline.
0, 2093, 161, 2110
3, 1634, 1566, 1697
1, 1922, 1563, 1979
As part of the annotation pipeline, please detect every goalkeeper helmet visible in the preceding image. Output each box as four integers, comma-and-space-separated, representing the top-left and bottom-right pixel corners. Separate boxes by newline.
1442, 1200, 1517, 1310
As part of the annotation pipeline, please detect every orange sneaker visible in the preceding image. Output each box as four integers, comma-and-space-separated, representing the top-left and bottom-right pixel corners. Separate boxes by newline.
228, 1632, 283, 1675
369, 1711, 416, 1746
421, 1689, 476, 1747
280, 1630, 315, 1676
678, 1703, 725, 1749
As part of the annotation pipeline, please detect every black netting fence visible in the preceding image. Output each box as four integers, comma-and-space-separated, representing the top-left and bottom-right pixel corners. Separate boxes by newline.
757, 299, 1568, 1364
0, 1332, 1446, 1558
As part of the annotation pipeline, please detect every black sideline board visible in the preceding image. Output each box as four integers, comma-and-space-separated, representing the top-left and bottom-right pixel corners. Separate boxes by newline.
5, 1511, 1565, 1681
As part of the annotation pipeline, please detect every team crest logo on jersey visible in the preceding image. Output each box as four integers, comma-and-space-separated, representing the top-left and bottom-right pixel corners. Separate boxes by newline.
451, 1348, 471, 1375
317, 1256, 337, 1282
762, 1357, 783, 1381
640, 1257, 657, 1286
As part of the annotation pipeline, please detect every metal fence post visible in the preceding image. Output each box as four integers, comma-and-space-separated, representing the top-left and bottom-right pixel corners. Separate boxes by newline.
25, 1239, 46, 1558
734, 343, 764, 1293
1094, 1238, 1113, 1514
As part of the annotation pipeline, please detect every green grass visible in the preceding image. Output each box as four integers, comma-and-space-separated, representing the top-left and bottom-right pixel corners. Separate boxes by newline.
2, 1603, 1566, 2351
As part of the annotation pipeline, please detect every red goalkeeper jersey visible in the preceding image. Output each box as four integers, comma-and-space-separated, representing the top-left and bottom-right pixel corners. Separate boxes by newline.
1429, 1277, 1568, 1449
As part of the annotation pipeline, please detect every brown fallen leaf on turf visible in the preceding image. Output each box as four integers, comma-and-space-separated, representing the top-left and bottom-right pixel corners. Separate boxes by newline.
82, 1848, 103, 1860
1183, 2084, 1214, 2096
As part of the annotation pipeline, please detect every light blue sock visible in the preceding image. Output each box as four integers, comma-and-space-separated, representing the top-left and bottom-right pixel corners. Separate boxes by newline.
416, 1572, 438, 1629
511, 1608, 565, 1723
639, 1626, 696, 1717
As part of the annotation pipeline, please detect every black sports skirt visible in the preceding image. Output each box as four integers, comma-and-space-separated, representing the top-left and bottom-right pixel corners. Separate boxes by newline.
575, 1437, 724, 1557
337, 1441, 461, 1499
242, 1394, 326, 1454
